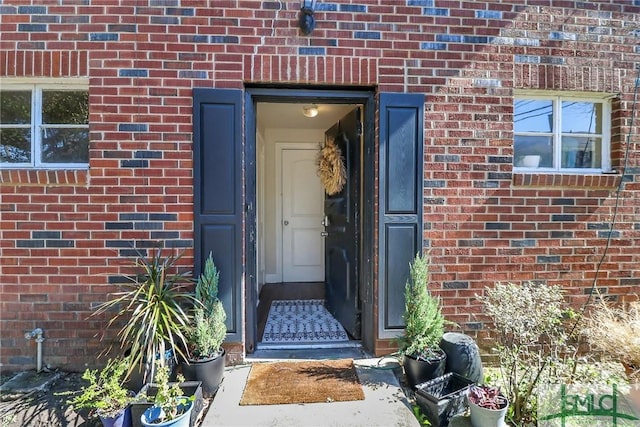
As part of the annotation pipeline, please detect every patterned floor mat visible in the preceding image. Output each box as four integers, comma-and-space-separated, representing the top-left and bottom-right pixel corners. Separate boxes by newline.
259, 299, 351, 349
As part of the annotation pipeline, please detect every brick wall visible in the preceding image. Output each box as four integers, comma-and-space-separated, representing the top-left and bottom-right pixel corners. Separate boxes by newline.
1, 0, 640, 370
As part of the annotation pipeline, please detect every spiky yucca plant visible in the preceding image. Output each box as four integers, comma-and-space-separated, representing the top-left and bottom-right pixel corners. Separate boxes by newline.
93, 248, 195, 382
397, 253, 445, 360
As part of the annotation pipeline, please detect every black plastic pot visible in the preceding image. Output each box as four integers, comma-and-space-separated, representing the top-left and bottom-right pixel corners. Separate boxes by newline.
415, 372, 473, 427
403, 349, 447, 389
180, 349, 225, 398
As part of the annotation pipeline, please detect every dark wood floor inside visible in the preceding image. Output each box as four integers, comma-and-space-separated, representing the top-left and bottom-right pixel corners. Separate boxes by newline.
256, 282, 325, 342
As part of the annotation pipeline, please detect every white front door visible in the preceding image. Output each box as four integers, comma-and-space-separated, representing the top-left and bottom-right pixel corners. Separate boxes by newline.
281, 148, 325, 282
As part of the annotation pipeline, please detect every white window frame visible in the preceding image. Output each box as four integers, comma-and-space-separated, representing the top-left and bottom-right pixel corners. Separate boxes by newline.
0, 80, 89, 170
513, 90, 613, 174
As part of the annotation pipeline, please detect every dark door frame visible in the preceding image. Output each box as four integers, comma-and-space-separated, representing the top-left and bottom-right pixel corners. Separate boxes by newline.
244, 87, 376, 353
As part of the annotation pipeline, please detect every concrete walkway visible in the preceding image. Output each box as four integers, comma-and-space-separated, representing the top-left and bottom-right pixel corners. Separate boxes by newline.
200, 349, 420, 427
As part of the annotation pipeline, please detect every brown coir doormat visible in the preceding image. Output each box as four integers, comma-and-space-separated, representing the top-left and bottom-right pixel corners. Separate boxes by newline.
239, 359, 365, 405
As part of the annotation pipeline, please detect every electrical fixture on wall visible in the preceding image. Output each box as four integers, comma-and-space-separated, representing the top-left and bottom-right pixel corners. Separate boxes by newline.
302, 104, 319, 118
299, 0, 317, 35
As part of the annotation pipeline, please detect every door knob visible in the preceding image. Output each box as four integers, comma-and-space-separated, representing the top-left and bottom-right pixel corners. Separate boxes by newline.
283, 220, 289, 226
321, 231, 328, 237
321, 215, 330, 226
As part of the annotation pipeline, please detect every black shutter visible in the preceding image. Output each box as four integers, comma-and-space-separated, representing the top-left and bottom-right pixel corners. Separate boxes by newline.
378, 92, 425, 338
193, 88, 243, 342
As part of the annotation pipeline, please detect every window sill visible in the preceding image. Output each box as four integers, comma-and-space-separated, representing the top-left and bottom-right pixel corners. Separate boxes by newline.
512, 171, 621, 189
0, 169, 89, 186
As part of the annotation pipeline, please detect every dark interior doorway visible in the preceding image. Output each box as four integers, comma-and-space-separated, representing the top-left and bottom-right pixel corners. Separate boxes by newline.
255, 282, 325, 342
245, 88, 376, 354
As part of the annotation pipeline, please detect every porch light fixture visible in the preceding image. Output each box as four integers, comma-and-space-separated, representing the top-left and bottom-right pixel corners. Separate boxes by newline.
299, 0, 317, 35
302, 104, 319, 118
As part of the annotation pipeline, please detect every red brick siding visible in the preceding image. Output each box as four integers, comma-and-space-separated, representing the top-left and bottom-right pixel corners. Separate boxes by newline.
1, 1, 640, 369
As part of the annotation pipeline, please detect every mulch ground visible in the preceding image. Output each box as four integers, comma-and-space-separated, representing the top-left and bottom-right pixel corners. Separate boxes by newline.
0, 370, 213, 427
0, 371, 99, 427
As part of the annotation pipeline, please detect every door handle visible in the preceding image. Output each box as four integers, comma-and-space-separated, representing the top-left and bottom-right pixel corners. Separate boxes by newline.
321, 215, 330, 227
283, 220, 289, 226
321, 231, 328, 237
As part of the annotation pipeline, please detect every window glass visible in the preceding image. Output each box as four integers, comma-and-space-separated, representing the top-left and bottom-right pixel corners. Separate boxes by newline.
514, 99, 553, 133
514, 95, 608, 172
514, 135, 553, 168
0, 128, 31, 163
42, 91, 89, 124
561, 136, 601, 169
0, 91, 31, 124
562, 102, 601, 134
41, 128, 89, 163
1, 85, 88, 168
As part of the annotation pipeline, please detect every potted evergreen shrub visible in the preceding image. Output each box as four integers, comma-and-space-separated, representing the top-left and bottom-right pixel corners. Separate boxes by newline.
397, 252, 447, 388
467, 384, 509, 427
66, 358, 134, 427
181, 253, 227, 397
93, 247, 196, 390
140, 365, 194, 427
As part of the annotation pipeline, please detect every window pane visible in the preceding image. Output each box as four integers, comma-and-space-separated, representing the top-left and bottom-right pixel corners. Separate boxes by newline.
0, 91, 31, 125
41, 128, 89, 163
0, 128, 31, 163
562, 102, 601, 134
42, 91, 88, 124
514, 99, 553, 133
561, 136, 601, 169
514, 135, 553, 168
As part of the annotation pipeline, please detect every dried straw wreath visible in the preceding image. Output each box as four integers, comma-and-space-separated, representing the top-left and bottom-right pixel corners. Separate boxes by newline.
317, 136, 346, 196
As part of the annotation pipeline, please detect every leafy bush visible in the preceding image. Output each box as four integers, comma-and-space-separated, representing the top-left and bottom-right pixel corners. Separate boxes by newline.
478, 281, 574, 425
149, 365, 193, 423
66, 358, 132, 418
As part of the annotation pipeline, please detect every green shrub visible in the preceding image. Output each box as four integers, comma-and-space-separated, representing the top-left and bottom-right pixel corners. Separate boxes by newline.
187, 253, 226, 359
478, 281, 574, 425
66, 358, 132, 419
150, 365, 193, 422
397, 253, 445, 360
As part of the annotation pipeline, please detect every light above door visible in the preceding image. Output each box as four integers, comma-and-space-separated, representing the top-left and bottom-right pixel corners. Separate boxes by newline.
302, 104, 319, 118
257, 103, 355, 129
